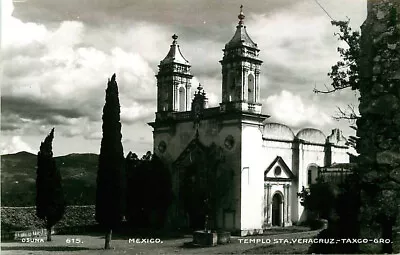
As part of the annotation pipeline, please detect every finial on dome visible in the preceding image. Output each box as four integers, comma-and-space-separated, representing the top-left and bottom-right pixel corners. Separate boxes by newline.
238, 5, 245, 25
172, 34, 178, 45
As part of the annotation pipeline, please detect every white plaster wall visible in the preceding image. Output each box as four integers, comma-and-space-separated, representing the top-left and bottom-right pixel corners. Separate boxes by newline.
262, 141, 293, 175
240, 123, 264, 232
270, 184, 284, 197
331, 147, 350, 164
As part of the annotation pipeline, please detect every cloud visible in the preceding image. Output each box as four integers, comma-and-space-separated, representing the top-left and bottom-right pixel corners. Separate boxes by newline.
11, 0, 300, 27
206, 92, 219, 107
1, 1, 164, 137
1, 96, 85, 121
265, 90, 333, 128
0, 136, 36, 155
2, 0, 366, 156
120, 101, 155, 124
246, 11, 341, 92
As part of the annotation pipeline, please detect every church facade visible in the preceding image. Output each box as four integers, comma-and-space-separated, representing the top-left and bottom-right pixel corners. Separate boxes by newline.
148, 7, 349, 236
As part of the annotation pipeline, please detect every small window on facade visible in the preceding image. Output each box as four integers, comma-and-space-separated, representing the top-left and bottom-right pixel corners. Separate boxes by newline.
308, 169, 312, 185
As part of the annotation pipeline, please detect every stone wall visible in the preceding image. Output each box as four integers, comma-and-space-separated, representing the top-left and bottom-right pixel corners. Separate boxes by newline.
357, 0, 400, 252
358, 0, 400, 187
1, 205, 97, 238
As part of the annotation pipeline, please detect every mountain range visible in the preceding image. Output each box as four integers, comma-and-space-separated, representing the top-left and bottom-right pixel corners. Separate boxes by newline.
1, 151, 98, 206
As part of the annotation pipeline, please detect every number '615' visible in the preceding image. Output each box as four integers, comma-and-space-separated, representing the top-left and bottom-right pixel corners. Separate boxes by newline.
66, 238, 82, 244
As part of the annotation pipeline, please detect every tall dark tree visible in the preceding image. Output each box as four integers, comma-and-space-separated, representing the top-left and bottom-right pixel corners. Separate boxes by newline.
96, 74, 125, 249
36, 128, 65, 241
298, 175, 361, 253
125, 151, 139, 226
125, 151, 172, 229
150, 154, 173, 228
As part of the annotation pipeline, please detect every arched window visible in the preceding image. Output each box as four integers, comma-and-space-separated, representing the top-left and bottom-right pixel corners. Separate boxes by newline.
179, 87, 186, 111
248, 73, 255, 103
307, 165, 318, 186
307, 169, 312, 185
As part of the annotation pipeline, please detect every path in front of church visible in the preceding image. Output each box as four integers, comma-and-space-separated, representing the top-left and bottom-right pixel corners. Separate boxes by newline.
1, 229, 320, 254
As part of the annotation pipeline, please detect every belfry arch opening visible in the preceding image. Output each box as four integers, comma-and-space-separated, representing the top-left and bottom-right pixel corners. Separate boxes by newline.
248, 73, 255, 103
179, 86, 186, 111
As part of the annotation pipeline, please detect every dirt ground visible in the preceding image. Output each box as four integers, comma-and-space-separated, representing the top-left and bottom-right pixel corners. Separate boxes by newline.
1, 230, 319, 255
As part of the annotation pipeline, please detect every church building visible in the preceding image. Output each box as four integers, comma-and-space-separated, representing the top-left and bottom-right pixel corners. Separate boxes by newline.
148, 6, 349, 236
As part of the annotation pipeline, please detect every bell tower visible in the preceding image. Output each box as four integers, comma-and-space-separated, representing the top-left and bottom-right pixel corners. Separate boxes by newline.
220, 5, 263, 114
156, 34, 193, 112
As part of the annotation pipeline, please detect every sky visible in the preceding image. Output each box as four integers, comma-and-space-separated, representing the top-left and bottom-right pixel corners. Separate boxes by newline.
0, 0, 367, 156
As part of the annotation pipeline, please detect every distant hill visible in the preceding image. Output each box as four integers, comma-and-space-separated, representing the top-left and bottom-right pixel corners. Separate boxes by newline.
1, 151, 98, 206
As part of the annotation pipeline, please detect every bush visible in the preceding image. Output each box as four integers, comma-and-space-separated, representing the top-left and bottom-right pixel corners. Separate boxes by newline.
1, 205, 96, 236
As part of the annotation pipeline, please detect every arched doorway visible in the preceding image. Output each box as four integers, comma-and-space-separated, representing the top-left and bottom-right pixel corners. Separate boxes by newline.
272, 193, 283, 226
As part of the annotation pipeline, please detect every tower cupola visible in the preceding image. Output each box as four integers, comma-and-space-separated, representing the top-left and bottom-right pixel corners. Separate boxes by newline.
160, 34, 190, 66
220, 5, 263, 114
156, 34, 193, 113
224, 5, 258, 50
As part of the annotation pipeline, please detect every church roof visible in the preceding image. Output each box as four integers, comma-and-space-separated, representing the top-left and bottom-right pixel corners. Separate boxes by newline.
296, 128, 326, 144
160, 34, 190, 66
225, 5, 258, 50
263, 123, 295, 141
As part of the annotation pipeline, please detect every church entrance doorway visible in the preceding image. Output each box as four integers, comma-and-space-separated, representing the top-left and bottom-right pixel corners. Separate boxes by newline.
272, 193, 282, 226
173, 139, 223, 230
180, 163, 207, 229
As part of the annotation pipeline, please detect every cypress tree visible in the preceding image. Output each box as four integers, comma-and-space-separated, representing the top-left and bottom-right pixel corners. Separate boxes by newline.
36, 128, 65, 241
96, 73, 125, 249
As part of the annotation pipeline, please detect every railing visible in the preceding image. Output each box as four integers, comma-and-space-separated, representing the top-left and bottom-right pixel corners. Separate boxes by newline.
174, 111, 192, 120
155, 102, 263, 122
221, 101, 261, 114
318, 167, 353, 184
156, 108, 222, 122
